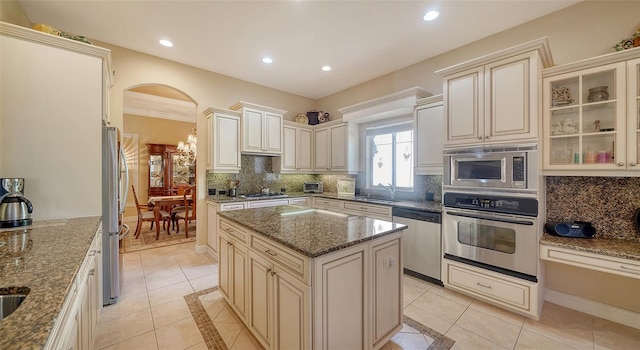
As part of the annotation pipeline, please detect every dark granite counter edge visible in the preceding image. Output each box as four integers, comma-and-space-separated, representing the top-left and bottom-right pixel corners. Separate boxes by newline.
218, 211, 407, 258
540, 232, 640, 262
206, 192, 443, 213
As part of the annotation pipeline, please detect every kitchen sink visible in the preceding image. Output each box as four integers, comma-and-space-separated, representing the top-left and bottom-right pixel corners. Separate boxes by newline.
0, 287, 30, 321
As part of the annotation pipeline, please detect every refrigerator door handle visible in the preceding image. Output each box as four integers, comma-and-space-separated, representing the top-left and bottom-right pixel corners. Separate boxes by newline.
120, 147, 129, 214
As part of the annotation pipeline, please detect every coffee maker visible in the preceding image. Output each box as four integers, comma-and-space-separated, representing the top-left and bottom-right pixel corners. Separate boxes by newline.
0, 178, 33, 228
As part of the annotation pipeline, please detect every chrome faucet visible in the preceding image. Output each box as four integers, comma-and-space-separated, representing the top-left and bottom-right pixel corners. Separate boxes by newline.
379, 183, 395, 200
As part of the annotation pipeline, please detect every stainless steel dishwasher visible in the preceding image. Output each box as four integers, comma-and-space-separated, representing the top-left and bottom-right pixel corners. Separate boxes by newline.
392, 207, 442, 285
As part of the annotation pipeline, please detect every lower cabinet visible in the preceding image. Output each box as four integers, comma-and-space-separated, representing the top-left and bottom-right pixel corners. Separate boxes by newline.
442, 258, 540, 319
248, 251, 311, 349
218, 217, 402, 349
47, 228, 102, 350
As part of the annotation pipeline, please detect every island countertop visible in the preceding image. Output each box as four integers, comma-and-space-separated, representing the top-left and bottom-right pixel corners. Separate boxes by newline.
0, 216, 101, 350
217, 205, 407, 257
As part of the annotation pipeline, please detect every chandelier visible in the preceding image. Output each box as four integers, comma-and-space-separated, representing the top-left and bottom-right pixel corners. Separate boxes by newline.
177, 127, 197, 166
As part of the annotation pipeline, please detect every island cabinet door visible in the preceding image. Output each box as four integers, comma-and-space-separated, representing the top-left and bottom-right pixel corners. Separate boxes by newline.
314, 246, 367, 350
218, 233, 231, 301
232, 243, 249, 323
371, 236, 403, 347
248, 251, 273, 348
272, 266, 311, 350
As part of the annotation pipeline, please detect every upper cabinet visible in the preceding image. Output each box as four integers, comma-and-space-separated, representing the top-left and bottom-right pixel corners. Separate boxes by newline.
273, 121, 313, 173
414, 95, 444, 175
542, 47, 640, 176
204, 107, 241, 173
313, 120, 359, 173
436, 38, 553, 147
230, 101, 287, 156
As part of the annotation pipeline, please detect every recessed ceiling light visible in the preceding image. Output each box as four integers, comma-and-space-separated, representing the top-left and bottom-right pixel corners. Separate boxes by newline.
159, 39, 173, 47
423, 10, 439, 21
322, 65, 332, 72
262, 57, 273, 64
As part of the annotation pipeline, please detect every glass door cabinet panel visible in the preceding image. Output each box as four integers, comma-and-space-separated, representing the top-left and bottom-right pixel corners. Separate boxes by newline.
629, 58, 640, 170
543, 61, 627, 171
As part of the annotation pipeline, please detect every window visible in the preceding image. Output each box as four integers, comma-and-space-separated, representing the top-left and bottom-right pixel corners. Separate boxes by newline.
366, 122, 413, 190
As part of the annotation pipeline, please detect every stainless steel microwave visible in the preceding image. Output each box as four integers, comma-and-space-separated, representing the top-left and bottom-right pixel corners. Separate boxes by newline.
443, 145, 538, 191
303, 182, 323, 193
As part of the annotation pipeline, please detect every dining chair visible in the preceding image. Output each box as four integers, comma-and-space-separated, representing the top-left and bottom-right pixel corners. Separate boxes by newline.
174, 185, 196, 237
132, 185, 171, 239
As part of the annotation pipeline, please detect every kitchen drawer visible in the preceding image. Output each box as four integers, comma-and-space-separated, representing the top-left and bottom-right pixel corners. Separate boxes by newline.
250, 233, 311, 285
219, 219, 248, 244
540, 244, 640, 280
445, 260, 534, 313
343, 202, 392, 218
247, 199, 290, 208
312, 198, 342, 211
220, 202, 245, 211
289, 197, 309, 205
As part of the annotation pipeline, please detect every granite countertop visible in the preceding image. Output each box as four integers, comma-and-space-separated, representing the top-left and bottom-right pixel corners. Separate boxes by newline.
207, 192, 443, 213
218, 205, 407, 257
540, 232, 640, 262
0, 216, 102, 350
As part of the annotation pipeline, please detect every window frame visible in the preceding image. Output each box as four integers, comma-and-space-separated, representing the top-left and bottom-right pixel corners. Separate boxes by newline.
364, 117, 414, 191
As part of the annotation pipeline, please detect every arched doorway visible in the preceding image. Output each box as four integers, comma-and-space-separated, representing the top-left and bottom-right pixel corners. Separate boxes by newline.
121, 84, 198, 251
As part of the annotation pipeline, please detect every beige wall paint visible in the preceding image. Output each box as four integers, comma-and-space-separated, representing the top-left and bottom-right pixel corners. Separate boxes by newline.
0, 0, 31, 28
545, 262, 640, 313
318, 1, 640, 118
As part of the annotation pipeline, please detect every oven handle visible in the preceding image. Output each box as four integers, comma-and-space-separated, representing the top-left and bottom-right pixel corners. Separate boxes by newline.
445, 211, 535, 226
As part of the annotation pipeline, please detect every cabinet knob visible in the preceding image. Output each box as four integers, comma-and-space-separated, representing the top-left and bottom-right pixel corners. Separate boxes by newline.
617, 162, 625, 167
89, 269, 95, 276
630, 163, 637, 167
270, 271, 276, 276
478, 137, 483, 140
485, 136, 489, 139
266, 268, 272, 274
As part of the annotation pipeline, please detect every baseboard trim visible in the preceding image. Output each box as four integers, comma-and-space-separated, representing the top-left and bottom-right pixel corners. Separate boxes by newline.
544, 288, 640, 330
195, 244, 208, 255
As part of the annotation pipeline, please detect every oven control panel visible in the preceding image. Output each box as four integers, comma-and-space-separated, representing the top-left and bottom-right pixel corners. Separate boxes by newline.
443, 192, 538, 216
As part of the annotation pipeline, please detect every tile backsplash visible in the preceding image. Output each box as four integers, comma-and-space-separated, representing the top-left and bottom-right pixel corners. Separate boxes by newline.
546, 176, 640, 242
206, 155, 441, 201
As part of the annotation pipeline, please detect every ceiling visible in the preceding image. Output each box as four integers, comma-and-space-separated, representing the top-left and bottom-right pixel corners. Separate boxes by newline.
18, 0, 580, 100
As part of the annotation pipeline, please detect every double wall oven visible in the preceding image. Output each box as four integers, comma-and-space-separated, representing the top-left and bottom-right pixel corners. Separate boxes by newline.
442, 144, 540, 282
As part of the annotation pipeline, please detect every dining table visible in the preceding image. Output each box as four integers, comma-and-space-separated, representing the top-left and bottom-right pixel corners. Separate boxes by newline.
148, 195, 192, 234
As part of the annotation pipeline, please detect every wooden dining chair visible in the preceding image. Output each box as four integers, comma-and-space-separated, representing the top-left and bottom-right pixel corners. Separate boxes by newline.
174, 185, 196, 237
132, 185, 171, 239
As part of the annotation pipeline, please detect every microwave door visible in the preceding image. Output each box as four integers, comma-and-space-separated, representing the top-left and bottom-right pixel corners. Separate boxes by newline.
453, 156, 507, 187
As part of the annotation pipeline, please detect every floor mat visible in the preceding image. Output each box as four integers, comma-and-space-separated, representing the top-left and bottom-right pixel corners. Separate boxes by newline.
127, 220, 196, 252
184, 287, 455, 350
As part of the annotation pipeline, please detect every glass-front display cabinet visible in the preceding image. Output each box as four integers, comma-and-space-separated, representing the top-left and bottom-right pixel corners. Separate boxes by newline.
629, 57, 640, 172
543, 62, 627, 173
147, 143, 196, 196
147, 143, 166, 196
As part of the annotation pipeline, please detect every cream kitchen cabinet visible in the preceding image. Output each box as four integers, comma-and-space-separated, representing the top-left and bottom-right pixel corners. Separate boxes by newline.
370, 236, 402, 348
542, 47, 640, 175
414, 95, 444, 175
230, 101, 286, 155
247, 248, 311, 350
288, 197, 309, 205
246, 199, 290, 208
311, 197, 343, 213
342, 201, 392, 220
313, 120, 360, 173
1, 22, 112, 220
218, 219, 249, 323
436, 38, 552, 147
274, 122, 313, 173
207, 201, 246, 258
442, 258, 541, 319
204, 107, 241, 173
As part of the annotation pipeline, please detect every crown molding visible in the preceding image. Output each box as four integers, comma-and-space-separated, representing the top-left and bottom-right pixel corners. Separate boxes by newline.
123, 90, 197, 122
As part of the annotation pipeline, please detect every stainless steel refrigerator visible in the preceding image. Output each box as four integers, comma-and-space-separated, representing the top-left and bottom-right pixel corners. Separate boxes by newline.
102, 125, 129, 305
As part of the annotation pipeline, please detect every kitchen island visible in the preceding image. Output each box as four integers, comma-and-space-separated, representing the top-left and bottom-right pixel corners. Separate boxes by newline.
217, 205, 407, 350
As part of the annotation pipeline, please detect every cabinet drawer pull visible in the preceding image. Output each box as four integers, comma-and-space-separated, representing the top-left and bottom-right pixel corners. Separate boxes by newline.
227, 242, 232, 246
271, 271, 276, 276
266, 268, 272, 274
89, 250, 97, 257
619, 265, 640, 274
265, 249, 278, 256
476, 282, 492, 289
89, 269, 95, 276
617, 162, 625, 167
631, 163, 637, 167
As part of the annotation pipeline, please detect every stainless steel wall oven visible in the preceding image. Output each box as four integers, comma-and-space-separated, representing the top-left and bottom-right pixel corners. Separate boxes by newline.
442, 191, 539, 282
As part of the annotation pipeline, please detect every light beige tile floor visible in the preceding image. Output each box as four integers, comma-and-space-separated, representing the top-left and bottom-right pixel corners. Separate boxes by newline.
97, 241, 640, 349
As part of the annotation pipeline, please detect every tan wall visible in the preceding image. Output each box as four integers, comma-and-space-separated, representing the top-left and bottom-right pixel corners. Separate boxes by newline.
0, 0, 31, 27
318, 1, 640, 118
122, 114, 195, 218
545, 262, 640, 313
